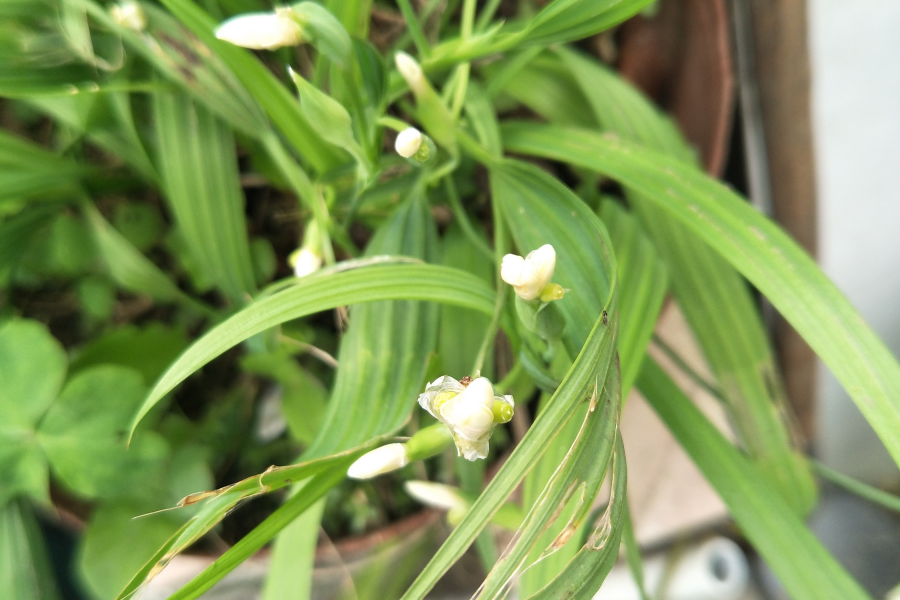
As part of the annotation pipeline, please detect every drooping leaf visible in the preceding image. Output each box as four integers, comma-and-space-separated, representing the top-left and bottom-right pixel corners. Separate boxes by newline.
131, 263, 495, 436
638, 359, 871, 600
502, 121, 900, 506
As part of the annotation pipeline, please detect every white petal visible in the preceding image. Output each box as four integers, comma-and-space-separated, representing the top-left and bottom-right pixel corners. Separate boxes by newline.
395, 52, 425, 94
525, 244, 556, 290
404, 481, 465, 511
291, 248, 322, 278
215, 12, 302, 50
395, 127, 423, 158
500, 254, 527, 285
347, 444, 409, 479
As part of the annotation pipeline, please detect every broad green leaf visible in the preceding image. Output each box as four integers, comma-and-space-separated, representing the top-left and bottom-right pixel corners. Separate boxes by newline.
82, 202, 210, 313
38, 365, 167, 500
502, 122, 900, 496
638, 359, 871, 600
69, 324, 189, 386
326, 0, 372, 37
0, 319, 67, 434
0, 500, 60, 600
0, 319, 64, 505
131, 263, 495, 436
399, 161, 619, 600
79, 502, 183, 600
291, 2, 352, 64
153, 89, 257, 303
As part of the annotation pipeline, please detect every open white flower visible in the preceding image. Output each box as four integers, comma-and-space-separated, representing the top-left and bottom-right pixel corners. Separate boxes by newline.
418, 376, 514, 461
500, 244, 557, 301
110, 1, 147, 31
215, 9, 303, 50
395, 127, 423, 158
395, 51, 426, 95
347, 443, 409, 479
289, 247, 322, 278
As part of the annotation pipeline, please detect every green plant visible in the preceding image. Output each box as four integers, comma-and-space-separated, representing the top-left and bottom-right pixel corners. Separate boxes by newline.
0, 1, 897, 599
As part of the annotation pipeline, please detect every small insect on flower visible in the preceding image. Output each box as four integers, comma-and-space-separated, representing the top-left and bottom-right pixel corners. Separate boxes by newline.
418, 376, 514, 461
501, 244, 563, 302
215, 8, 303, 50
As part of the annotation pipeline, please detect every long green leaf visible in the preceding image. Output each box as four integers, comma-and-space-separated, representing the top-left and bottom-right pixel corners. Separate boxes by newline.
0, 500, 60, 600
503, 122, 900, 490
638, 359, 871, 600
154, 0, 345, 173
114, 438, 387, 600
131, 263, 495, 436
81, 202, 209, 313
153, 89, 257, 303
399, 160, 619, 599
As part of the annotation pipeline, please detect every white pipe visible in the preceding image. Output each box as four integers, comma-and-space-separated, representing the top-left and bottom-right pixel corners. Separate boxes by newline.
592, 537, 749, 600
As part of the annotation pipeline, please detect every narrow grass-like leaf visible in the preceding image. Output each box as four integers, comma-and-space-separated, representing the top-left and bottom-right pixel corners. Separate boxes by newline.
153, 0, 345, 173
114, 438, 388, 600
153, 90, 257, 303
503, 122, 900, 501
399, 161, 619, 600
601, 201, 667, 395
131, 263, 495, 436
523, 435, 627, 599
553, 47, 817, 513
81, 200, 209, 313
638, 359, 871, 600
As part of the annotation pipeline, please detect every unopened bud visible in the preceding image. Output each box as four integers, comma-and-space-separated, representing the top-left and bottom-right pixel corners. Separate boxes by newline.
110, 0, 146, 31
289, 247, 322, 278
347, 443, 409, 479
395, 127, 423, 158
404, 481, 467, 512
215, 9, 303, 50
395, 51, 426, 95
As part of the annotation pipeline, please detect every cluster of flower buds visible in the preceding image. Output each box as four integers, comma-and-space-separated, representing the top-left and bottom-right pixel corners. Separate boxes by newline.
417, 376, 514, 461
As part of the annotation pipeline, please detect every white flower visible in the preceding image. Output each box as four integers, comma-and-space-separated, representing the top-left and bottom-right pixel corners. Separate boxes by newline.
347, 443, 409, 479
404, 481, 466, 512
215, 9, 303, 50
289, 247, 322, 278
110, 1, 147, 31
418, 376, 514, 461
395, 127, 423, 158
395, 51, 426, 95
501, 244, 557, 301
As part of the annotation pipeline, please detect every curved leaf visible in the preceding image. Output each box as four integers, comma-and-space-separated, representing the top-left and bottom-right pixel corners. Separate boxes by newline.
131, 264, 495, 436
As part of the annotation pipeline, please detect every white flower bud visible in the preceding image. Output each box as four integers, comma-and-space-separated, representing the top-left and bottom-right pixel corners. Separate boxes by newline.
215, 9, 303, 51
418, 376, 514, 461
501, 244, 557, 301
347, 443, 409, 479
395, 127, 423, 158
395, 51, 426, 95
289, 247, 322, 278
110, 1, 147, 31
404, 481, 467, 512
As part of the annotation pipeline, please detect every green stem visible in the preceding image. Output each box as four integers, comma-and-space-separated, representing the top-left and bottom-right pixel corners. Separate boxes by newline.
443, 176, 494, 261
377, 115, 413, 132
471, 191, 508, 377
475, 0, 505, 32
650, 333, 725, 403
813, 461, 900, 513
261, 133, 336, 265
456, 129, 499, 166
396, 0, 431, 57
